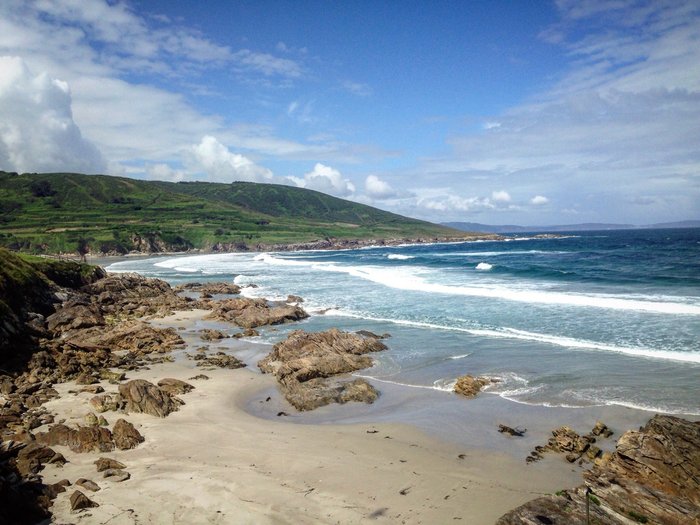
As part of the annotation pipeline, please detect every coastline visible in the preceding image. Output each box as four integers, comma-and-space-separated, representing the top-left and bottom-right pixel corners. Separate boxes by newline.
40, 312, 584, 525
38, 308, 680, 524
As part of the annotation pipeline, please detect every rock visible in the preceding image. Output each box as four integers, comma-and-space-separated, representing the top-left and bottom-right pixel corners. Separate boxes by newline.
99, 369, 125, 383
188, 374, 210, 380
199, 329, 228, 341
258, 329, 387, 411
194, 352, 246, 370
591, 420, 614, 438
81, 384, 104, 394
90, 393, 121, 413
175, 282, 241, 296
15, 443, 66, 476
95, 457, 126, 472
498, 424, 526, 437
118, 379, 179, 417
46, 304, 105, 333
497, 415, 700, 525
84, 412, 99, 427
36, 423, 115, 453
74, 372, 98, 385
103, 468, 130, 482
76, 478, 101, 492
157, 378, 194, 395
112, 419, 144, 450
206, 297, 309, 328
286, 294, 304, 303
355, 330, 390, 339
454, 375, 498, 398
69, 490, 99, 510
233, 327, 260, 338
64, 320, 184, 355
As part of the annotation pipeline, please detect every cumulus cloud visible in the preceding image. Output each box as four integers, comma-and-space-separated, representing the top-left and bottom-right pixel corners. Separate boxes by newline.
0, 56, 105, 173
145, 163, 186, 182
530, 195, 549, 205
491, 190, 511, 203
364, 175, 396, 199
188, 135, 273, 182
294, 163, 355, 197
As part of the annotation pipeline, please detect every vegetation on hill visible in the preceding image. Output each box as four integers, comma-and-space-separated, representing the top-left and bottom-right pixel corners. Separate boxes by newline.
0, 171, 468, 255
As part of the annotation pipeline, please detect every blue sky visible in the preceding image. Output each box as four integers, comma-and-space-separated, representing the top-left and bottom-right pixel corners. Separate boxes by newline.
0, 0, 698, 225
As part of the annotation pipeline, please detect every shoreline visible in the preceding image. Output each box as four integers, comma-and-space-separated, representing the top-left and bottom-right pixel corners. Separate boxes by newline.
41, 311, 586, 524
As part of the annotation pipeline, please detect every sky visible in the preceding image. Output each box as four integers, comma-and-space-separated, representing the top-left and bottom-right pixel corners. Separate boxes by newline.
0, 0, 698, 226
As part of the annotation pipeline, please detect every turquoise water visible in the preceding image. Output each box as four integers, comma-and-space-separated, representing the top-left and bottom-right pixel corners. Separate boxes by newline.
107, 229, 700, 416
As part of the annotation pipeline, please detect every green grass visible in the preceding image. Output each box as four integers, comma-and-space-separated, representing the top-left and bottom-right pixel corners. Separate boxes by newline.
0, 171, 480, 254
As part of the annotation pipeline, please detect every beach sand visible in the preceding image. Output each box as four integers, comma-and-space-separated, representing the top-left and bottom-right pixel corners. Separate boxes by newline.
38, 310, 587, 525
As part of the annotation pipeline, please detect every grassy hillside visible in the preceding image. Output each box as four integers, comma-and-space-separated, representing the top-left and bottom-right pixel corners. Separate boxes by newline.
0, 171, 467, 254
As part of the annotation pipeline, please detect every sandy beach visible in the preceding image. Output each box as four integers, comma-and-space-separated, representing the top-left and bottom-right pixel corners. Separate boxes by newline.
38, 310, 586, 525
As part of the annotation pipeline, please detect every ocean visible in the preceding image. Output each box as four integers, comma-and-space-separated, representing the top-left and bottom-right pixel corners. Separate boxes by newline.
107, 228, 700, 419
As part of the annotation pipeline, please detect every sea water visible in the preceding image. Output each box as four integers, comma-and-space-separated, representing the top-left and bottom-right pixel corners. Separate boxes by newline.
107, 228, 700, 417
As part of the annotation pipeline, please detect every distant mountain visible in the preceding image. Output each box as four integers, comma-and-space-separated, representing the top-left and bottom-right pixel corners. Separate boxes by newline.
443, 220, 700, 234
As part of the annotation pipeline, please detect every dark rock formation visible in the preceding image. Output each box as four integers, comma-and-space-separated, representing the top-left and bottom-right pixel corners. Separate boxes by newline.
453, 375, 499, 398
118, 379, 180, 418
206, 297, 309, 328
36, 423, 115, 453
258, 329, 387, 411
175, 282, 241, 296
526, 421, 612, 464
76, 478, 100, 492
112, 419, 144, 450
497, 415, 700, 525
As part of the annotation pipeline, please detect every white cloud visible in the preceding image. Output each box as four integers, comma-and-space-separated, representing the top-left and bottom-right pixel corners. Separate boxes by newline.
232, 49, 302, 78
530, 195, 549, 205
491, 190, 511, 203
417, 194, 495, 213
364, 175, 396, 199
296, 163, 355, 197
188, 135, 273, 183
145, 163, 185, 182
0, 56, 105, 173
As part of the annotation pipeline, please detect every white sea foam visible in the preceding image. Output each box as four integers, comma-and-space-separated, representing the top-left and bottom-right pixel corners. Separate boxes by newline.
448, 353, 471, 360
324, 309, 700, 364
475, 262, 493, 271
352, 373, 455, 392
290, 262, 700, 315
386, 254, 415, 260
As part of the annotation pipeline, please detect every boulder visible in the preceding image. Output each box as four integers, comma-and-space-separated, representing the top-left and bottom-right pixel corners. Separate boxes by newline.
206, 297, 309, 328
103, 468, 130, 482
498, 415, 700, 525
76, 478, 100, 492
258, 329, 387, 411
64, 320, 184, 355
15, 443, 66, 476
118, 379, 179, 417
112, 418, 144, 450
36, 423, 115, 453
94, 457, 126, 472
89, 393, 121, 413
454, 375, 498, 398
69, 490, 99, 510
157, 378, 194, 395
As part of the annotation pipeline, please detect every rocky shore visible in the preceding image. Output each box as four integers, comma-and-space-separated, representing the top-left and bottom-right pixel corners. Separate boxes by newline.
1, 248, 699, 524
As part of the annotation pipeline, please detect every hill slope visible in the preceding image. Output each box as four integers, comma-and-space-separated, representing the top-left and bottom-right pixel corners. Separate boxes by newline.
0, 171, 471, 254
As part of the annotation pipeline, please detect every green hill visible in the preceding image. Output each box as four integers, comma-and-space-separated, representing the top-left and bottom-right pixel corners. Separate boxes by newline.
0, 171, 475, 255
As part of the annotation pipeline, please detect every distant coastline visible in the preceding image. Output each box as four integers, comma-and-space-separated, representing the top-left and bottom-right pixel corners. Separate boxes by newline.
443, 220, 700, 234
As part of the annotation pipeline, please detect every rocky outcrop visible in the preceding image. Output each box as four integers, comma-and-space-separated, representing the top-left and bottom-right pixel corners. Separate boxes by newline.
69, 490, 99, 510
62, 320, 184, 355
206, 297, 308, 328
453, 374, 499, 398
175, 282, 241, 296
118, 379, 181, 418
193, 352, 246, 370
526, 421, 613, 464
199, 328, 228, 341
497, 415, 700, 525
258, 329, 387, 411
36, 423, 115, 453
